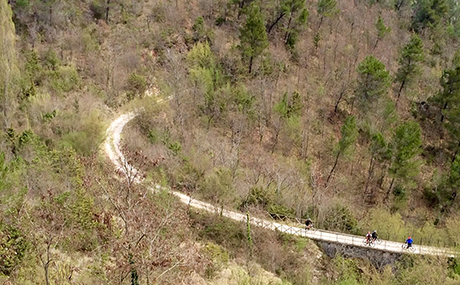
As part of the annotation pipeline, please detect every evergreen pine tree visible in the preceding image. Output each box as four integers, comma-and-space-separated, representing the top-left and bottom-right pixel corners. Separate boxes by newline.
355, 56, 391, 115
386, 121, 422, 201
411, 0, 449, 33
239, 2, 268, 73
374, 16, 391, 50
317, 0, 338, 30
395, 34, 424, 102
326, 116, 358, 184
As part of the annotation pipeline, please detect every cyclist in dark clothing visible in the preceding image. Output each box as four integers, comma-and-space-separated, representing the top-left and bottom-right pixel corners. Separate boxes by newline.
372, 230, 378, 242
305, 218, 313, 230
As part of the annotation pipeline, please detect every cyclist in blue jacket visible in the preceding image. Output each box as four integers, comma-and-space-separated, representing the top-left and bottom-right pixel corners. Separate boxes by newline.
405, 236, 413, 248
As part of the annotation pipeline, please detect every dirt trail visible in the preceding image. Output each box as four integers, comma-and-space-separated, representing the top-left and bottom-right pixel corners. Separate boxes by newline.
104, 110, 457, 258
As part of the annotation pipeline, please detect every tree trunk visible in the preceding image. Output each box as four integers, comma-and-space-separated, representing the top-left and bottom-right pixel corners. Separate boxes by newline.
384, 177, 395, 202
396, 79, 406, 105
248, 55, 253, 74
271, 121, 281, 153
373, 37, 380, 51
364, 155, 376, 195
301, 126, 309, 158
43, 239, 52, 285
334, 89, 345, 113
452, 141, 460, 163
237, 0, 245, 19
44, 264, 50, 285
267, 12, 285, 34
284, 16, 293, 43
49, 6, 52, 25
2, 79, 9, 131
441, 102, 448, 122
105, 0, 110, 22
326, 151, 341, 185
317, 16, 324, 31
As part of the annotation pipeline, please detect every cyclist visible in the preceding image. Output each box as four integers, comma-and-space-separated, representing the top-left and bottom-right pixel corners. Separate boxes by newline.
305, 218, 313, 230
405, 236, 413, 249
366, 231, 372, 245
372, 230, 378, 242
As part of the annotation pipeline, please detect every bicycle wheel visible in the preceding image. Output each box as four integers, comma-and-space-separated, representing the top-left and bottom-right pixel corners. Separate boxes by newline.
374, 238, 382, 245
304, 227, 316, 235
363, 239, 374, 246
408, 245, 416, 252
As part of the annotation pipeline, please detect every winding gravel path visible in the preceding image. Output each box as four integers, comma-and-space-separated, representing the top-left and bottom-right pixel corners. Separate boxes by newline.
104, 109, 457, 258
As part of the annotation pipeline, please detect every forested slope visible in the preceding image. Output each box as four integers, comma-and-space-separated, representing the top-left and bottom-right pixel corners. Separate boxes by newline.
2, 0, 460, 283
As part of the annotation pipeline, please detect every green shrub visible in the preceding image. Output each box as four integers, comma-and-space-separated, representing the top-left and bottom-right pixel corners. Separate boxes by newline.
42, 109, 56, 122
44, 49, 60, 70
448, 257, 460, 277
202, 242, 229, 278
0, 223, 28, 275
147, 129, 160, 144
241, 186, 275, 210
59, 111, 105, 156
89, 0, 105, 20
333, 255, 360, 284
203, 242, 229, 264
126, 72, 147, 100
81, 27, 100, 52
322, 204, 359, 234
268, 204, 296, 218
49, 65, 80, 93
192, 16, 205, 42
192, 213, 246, 251
167, 141, 182, 156
394, 256, 454, 284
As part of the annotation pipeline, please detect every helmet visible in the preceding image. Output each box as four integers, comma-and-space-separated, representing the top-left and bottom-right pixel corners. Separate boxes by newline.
307, 218, 311, 220
373, 230, 377, 233
408, 236, 411, 239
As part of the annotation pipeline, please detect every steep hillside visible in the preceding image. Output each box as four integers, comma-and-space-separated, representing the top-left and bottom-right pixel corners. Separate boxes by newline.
2, 0, 460, 283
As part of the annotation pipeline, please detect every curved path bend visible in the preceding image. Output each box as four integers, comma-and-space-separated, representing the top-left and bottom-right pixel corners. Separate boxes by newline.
104, 110, 457, 258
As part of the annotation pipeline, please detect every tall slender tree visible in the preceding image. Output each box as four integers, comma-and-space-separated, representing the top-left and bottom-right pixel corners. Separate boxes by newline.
326, 116, 358, 185
267, 0, 307, 34
374, 16, 391, 50
365, 132, 391, 196
187, 42, 226, 127
284, 4, 308, 50
386, 121, 422, 201
444, 98, 460, 160
432, 66, 460, 123
395, 34, 424, 103
239, 2, 269, 73
435, 154, 460, 209
317, 0, 339, 30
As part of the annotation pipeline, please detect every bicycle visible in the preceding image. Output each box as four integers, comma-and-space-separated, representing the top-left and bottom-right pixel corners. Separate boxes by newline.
401, 243, 416, 252
305, 225, 316, 234
373, 238, 382, 245
362, 238, 375, 247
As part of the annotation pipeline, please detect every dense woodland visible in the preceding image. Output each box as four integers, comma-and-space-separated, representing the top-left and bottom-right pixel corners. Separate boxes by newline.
3, 0, 460, 283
